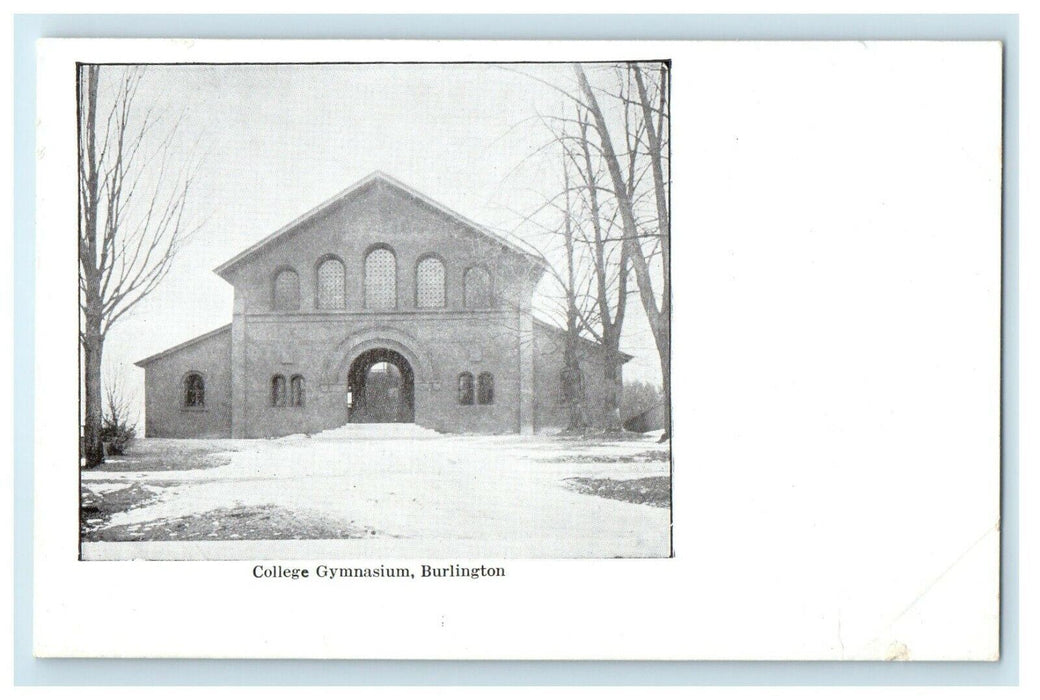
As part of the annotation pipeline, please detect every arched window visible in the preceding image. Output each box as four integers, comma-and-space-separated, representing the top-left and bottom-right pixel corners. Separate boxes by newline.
183, 373, 205, 408
416, 255, 446, 308
364, 246, 396, 310
273, 268, 300, 311
316, 257, 345, 310
290, 375, 305, 407
271, 375, 286, 407
458, 372, 474, 405
464, 267, 492, 309
477, 372, 494, 405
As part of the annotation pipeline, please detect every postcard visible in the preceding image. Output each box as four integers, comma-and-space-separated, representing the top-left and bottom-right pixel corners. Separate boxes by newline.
33, 38, 1001, 660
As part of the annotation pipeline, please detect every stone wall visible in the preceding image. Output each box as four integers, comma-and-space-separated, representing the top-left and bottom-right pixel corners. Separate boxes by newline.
139, 177, 631, 438
532, 322, 625, 432
235, 312, 526, 437
219, 180, 541, 318
139, 327, 232, 438
217, 178, 543, 437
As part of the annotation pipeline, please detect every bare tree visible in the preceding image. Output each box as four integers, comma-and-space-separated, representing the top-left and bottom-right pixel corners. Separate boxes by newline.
558, 159, 590, 431
79, 65, 200, 467
501, 63, 668, 435
572, 62, 670, 439
569, 105, 631, 431
494, 93, 638, 433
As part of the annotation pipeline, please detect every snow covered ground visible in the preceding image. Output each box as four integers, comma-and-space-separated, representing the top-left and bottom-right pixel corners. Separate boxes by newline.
81, 426, 671, 560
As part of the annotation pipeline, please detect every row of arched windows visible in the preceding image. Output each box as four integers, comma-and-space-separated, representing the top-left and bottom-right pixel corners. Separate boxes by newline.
458, 372, 494, 406
184, 370, 496, 410
272, 249, 493, 312
271, 374, 305, 407
184, 373, 306, 409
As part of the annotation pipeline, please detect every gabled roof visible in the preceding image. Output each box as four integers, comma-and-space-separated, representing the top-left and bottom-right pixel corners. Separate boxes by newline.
213, 171, 548, 278
134, 324, 231, 368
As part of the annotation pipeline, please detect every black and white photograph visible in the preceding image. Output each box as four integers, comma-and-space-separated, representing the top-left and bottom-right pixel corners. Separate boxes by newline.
76, 60, 673, 560
32, 37, 1003, 662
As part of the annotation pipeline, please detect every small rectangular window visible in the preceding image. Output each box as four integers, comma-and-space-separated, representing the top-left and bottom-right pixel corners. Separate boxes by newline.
477, 372, 494, 405
290, 375, 305, 407
272, 375, 286, 407
458, 372, 474, 405
184, 373, 205, 407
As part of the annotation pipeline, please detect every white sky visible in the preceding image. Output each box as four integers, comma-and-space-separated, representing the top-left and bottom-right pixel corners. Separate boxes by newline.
98, 63, 666, 421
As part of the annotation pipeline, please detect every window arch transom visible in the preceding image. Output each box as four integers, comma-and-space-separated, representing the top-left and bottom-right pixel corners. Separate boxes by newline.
416, 255, 446, 308
316, 257, 345, 310
364, 247, 397, 310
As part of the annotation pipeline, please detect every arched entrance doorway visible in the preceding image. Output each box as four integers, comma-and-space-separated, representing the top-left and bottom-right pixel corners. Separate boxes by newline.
346, 348, 415, 423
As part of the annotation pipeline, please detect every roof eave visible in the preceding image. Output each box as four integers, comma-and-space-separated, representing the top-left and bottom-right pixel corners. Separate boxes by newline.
134, 324, 232, 368
531, 317, 634, 362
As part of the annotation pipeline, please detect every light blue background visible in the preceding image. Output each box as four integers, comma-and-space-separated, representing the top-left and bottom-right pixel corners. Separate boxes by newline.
13, 13, 1018, 686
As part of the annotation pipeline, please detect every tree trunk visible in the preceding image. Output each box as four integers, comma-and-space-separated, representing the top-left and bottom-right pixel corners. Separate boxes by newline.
657, 328, 671, 441
602, 352, 624, 432
77, 65, 196, 468
564, 347, 587, 432
561, 158, 588, 433
573, 108, 627, 435
599, 324, 624, 432
82, 314, 105, 468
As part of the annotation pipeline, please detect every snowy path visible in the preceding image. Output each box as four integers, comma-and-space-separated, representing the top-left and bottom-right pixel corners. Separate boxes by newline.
81, 429, 671, 559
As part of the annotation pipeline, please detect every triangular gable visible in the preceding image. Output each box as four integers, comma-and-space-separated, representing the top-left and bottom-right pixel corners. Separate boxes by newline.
213, 171, 547, 279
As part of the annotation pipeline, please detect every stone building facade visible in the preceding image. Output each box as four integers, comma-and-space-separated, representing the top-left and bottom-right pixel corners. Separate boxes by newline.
136, 172, 628, 438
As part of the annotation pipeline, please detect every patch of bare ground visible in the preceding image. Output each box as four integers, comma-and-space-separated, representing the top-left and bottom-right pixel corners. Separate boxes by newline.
84, 504, 381, 542
86, 439, 241, 472
81, 483, 161, 535
563, 476, 671, 508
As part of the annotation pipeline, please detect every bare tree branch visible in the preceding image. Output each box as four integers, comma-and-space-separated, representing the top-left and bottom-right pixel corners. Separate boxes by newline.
79, 64, 203, 467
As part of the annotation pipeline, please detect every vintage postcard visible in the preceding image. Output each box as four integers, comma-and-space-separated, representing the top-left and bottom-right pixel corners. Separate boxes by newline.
34, 39, 1001, 660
